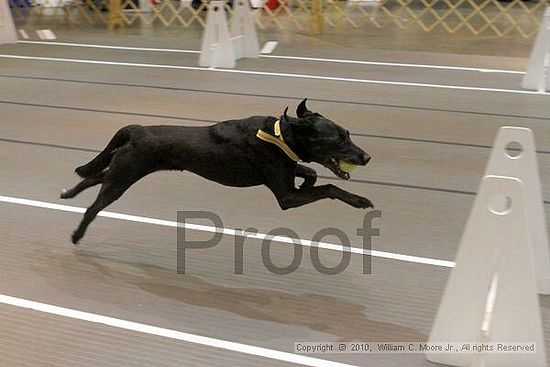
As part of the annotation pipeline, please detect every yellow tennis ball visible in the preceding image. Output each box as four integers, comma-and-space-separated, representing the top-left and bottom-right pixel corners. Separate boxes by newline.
338, 161, 357, 173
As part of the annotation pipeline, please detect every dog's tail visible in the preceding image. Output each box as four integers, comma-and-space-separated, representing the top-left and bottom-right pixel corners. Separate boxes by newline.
75, 125, 138, 178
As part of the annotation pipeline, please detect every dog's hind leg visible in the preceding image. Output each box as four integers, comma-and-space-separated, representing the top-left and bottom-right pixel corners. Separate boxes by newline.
60, 171, 105, 199
75, 125, 142, 178
71, 147, 152, 244
71, 183, 126, 245
71, 174, 142, 244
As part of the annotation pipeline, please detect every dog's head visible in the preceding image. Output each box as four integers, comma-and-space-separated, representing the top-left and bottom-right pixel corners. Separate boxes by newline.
285, 99, 371, 180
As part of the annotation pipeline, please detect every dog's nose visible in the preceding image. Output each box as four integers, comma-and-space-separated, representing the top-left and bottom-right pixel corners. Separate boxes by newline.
360, 153, 371, 165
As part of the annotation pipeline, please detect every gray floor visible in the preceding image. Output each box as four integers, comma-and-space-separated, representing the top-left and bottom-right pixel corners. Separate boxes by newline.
1, 27, 550, 366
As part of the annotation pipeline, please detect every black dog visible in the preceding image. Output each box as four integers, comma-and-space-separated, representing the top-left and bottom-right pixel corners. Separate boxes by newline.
61, 99, 373, 244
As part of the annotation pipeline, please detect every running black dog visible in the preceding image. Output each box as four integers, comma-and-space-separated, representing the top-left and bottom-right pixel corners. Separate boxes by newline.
61, 99, 373, 244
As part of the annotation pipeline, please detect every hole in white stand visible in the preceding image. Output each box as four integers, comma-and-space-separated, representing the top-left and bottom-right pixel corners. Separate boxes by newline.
505, 141, 523, 158
488, 194, 512, 215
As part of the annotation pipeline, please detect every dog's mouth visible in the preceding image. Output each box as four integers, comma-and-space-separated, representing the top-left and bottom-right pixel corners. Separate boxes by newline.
325, 157, 353, 180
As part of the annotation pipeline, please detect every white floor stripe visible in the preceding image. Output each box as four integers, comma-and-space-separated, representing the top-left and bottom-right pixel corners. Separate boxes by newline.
18, 40, 200, 54
0, 195, 456, 268
262, 54, 524, 75
17, 40, 523, 74
0, 294, 356, 367
0, 54, 545, 96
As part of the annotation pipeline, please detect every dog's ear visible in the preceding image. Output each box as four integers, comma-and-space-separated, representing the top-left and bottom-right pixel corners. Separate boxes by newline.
296, 98, 311, 118
281, 106, 290, 122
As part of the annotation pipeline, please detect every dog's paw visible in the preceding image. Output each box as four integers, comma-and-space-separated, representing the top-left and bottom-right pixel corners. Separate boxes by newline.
60, 188, 71, 199
348, 195, 374, 209
71, 231, 82, 245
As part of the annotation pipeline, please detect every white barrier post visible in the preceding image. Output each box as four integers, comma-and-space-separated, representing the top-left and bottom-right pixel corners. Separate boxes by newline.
483, 127, 550, 294
230, 0, 259, 60
199, 1, 235, 68
0, 0, 17, 45
522, 7, 550, 92
426, 175, 547, 367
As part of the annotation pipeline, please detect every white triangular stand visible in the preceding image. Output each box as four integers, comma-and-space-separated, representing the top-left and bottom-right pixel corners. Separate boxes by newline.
522, 7, 550, 92
199, 1, 236, 68
484, 127, 550, 294
427, 175, 547, 367
199, 0, 259, 68
230, 0, 260, 60
0, 0, 18, 45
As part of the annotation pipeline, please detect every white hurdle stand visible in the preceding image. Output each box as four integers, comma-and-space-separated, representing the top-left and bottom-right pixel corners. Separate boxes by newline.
199, 0, 259, 68
199, 1, 235, 68
483, 127, 550, 294
230, 0, 259, 60
0, 0, 18, 45
522, 7, 550, 93
426, 127, 548, 367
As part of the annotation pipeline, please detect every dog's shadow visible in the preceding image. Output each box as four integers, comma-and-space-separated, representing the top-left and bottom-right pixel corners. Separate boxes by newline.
32, 246, 426, 342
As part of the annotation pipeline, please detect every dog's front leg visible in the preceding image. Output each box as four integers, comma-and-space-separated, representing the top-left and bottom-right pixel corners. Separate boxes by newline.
265, 164, 373, 210
295, 164, 317, 189
276, 184, 373, 210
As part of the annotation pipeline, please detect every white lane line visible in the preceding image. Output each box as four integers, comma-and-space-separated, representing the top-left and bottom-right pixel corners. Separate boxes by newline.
0, 54, 545, 96
18, 40, 200, 54
0, 195, 456, 268
17, 40, 523, 74
261, 54, 524, 75
0, 294, 356, 367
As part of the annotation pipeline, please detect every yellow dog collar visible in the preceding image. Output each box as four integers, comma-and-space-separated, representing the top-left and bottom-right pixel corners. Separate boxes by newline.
256, 120, 301, 162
